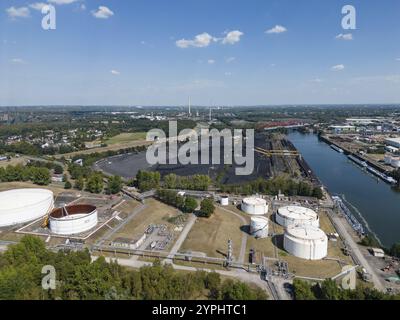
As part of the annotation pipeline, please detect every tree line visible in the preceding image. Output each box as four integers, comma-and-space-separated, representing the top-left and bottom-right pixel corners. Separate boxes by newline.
0, 164, 51, 186
220, 176, 324, 199
293, 278, 400, 300
156, 189, 198, 213
0, 236, 267, 300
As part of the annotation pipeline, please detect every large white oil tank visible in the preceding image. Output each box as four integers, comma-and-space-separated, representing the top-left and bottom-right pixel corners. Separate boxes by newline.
384, 154, 393, 165
284, 224, 328, 260
220, 196, 229, 206
391, 157, 400, 168
250, 216, 269, 239
49, 204, 98, 235
276, 206, 319, 228
0, 189, 54, 227
241, 197, 268, 215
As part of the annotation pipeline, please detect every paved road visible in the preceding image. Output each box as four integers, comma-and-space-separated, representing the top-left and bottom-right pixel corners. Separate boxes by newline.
328, 209, 384, 291
164, 213, 197, 263
218, 206, 248, 264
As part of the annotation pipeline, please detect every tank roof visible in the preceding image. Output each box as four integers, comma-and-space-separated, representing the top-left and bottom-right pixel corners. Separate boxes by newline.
278, 206, 318, 221
286, 224, 326, 241
243, 197, 266, 205
0, 189, 53, 211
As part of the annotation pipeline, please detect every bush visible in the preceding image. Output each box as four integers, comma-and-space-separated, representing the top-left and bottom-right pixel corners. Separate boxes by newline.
199, 198, 215, 218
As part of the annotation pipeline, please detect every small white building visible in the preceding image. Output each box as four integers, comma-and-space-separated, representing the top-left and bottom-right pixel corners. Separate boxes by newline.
370, 248, 385, 258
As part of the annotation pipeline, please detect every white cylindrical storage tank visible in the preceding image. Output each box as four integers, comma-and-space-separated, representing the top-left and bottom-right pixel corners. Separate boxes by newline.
284, 224, 328, 260
276, 206, 319, 228
391, 157, 400, 168
220, 196, 229, 206
250, 216, 269, 239
384, 154, 393, 165
49, 205, 98, 235
0, 189, 54, 227
241, 197, 268, 215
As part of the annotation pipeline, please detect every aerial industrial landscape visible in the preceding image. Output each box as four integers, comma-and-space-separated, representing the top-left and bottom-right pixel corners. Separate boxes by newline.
1, 105, 400, 301
1, 0, 400, 307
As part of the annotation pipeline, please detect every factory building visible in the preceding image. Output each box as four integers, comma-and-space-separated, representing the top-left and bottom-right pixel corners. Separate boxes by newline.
49, 204, 98, 235
276, 206, 319, 228
0, 189, 54, 227
241, 197, 269, 215
250, 216, 269, 239
284, 224, 328, 260
385, 137, 400, 148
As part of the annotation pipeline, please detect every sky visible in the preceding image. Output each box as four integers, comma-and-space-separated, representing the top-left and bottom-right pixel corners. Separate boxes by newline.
0, 0, 400, 106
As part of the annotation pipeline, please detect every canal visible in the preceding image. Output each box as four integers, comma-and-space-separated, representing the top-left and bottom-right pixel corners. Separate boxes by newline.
288, 131, 400, 247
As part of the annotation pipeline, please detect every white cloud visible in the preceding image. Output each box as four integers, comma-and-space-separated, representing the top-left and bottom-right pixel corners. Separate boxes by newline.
396, 58, 400, 61
336, 33, 353, 41
110, 70, 120, 75
79, 4, 86, 11
29, 3, 48, 11
48, 0, 79, 5
6, 6, 30, 19
207, 59, 215, 64
224, 72, 232, 76
226, 57, 236, 63
310, 78, 323, 83
331, 64, 345, 71
176, 30, 243, 48
222, 30, 244, 45
92, 6, 114, 19
265, 25, 287, 34
176, 32, 216, 48
11, 58, 27, 64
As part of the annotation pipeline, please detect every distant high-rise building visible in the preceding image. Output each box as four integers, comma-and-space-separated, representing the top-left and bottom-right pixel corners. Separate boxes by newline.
188, 97, 191, 116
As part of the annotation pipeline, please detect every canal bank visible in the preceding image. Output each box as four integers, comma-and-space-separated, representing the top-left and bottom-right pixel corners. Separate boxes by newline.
288, 131, 400, 248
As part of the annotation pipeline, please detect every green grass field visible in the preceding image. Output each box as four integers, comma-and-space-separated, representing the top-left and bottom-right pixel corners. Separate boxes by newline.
105, 132, 147, 145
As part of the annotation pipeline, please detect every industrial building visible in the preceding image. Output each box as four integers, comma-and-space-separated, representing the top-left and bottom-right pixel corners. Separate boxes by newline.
241, 197, 269, 215
250, 216, 269, 239
385, 137, 400, 148
284, 224, 328, 260
0, 189, 54, 227
276, 206, 319, 228
49, 204, 98, 235
111, 235, 147, 250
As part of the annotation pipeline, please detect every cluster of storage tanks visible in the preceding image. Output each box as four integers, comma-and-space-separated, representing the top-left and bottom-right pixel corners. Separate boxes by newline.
0, 188, 98, 236
237, 196, 328, 261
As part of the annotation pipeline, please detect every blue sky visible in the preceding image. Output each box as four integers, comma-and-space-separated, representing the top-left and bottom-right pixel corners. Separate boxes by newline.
1, 0, 400, 106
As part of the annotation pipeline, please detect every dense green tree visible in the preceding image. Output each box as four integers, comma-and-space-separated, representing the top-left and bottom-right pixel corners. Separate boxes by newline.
86, 173, 103, 194
199, 198, 215, 218
292, 279, 316, 300
136, 170, 160, 192
107, 176, 123, 195
183, 197, 198, 213
64, 180, 72, 189
74, 176, 85, 190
